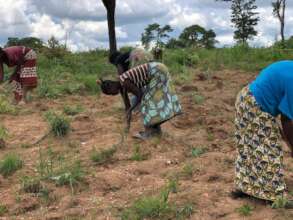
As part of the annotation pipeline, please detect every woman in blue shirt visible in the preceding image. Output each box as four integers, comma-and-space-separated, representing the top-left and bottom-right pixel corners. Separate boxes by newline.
233, 61, 293, 207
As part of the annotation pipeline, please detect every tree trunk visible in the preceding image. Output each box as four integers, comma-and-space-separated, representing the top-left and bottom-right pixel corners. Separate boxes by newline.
280, 0, 286, 42
102, 0, 117, 54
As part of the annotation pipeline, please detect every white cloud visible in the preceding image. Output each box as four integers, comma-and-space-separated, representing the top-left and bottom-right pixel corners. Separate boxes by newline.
0, 0, 293, 50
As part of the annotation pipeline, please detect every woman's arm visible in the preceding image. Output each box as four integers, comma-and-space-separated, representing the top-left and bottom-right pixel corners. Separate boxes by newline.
281, 114, 293, 157
9, 54, 25, 82
123, 79, 143, 129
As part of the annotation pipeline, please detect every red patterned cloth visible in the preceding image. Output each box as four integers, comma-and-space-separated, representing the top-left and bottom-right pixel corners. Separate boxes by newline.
3, 47, 38, 101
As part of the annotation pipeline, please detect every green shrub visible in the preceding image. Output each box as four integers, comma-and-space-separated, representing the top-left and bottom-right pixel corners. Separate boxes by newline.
271, 197, 289, 209
45, 111, 70, 137
0, 95, 16, 114
130, 145, 149, 161
91, 147, 116, 165
191, 147, 206, 158
21, 176, 43, 193
192, 93, 205, 105
0, 154, 23, 177
63, 105, 84, 116
0, 204, 8, 216
235, 204, 253, 216
0, 125, 8, 140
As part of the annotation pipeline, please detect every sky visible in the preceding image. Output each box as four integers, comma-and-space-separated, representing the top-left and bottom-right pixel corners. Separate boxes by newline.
0, 0, 293, 51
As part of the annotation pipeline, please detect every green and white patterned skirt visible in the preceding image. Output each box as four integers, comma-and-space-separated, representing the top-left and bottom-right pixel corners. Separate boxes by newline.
141, 62, 182, 127
234, 86, 286, 201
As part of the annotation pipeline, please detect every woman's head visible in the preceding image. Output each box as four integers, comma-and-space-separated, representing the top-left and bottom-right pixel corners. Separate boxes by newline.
109, 51, 131, 72
98, 79, 122, 96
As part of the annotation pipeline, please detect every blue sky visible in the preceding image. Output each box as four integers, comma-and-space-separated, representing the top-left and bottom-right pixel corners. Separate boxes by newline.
0, 0, 293, 51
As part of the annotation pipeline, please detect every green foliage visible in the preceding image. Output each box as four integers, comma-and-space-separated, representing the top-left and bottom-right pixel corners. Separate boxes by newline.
5, 37, 44, 51
21, 176, 43, 193
121, 181, 194, 220
231, 0, 259, 43
63, 105, 84, 116
167, 177, 179, 193
0, 204, 8, 216
141, 23, 173, 49
130, 145, 149, 161
0, 125, 8, 140
0, 153, 23, 177
235, 204, 253, 216
192, 93, 205, 105
271, 197, 289, 209
191, 147, 207, 158
90, 147, 117, 165
179, 25, 217, 48
45, 111, 70, 137
0, 95, 16, 114
182, 163, 195, 178
37, 147, 85, 193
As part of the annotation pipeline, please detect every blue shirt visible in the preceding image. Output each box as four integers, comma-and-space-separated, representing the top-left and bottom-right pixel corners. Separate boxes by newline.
249, 60, 293, 119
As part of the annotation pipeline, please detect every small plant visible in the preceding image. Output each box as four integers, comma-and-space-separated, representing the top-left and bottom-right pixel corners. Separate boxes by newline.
0, 95, 16, 114
63, 105, 84, 116
167, 177, 179, 193
50, 161, 85, 189
192, 93, 205, 105
236, 204, 253, 216
271, 197, 289, 209
182, 163, 195, 178
176, 203, 194, 219
36, 147, 85, 193
45, 111, 70, 137
21, 176, 43, 194
0, 204, 8, 216
0, 153, 23, 177
91, 147, 116, 165
207, 132, 215, 141
191, 147, 206, 158
130, 145, 149, 161
121, 195, 172, 220
0, 125, 7, 140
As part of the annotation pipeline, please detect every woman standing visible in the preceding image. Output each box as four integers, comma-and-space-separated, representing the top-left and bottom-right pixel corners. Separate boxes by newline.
233, 60, 293, 207
99, 61, 182, 140
0, 46, 38, 104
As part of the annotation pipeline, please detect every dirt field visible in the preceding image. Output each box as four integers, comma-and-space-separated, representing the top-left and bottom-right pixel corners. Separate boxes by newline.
0, 69, 292, 220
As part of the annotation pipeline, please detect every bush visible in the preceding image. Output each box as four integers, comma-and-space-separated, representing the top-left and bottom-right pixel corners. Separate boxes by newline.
0, 95, 16, 114
0, 154, 23, 177
235, 204, 253, 216
90, 147, 116, 165
45, 111, 70, 137
63, 105, 84, 116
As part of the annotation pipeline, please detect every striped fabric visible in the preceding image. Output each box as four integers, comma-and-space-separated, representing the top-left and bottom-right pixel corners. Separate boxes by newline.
119, 63, 149, 88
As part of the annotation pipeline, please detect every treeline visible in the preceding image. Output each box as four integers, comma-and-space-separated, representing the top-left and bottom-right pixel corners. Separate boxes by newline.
4, 36, 68, 59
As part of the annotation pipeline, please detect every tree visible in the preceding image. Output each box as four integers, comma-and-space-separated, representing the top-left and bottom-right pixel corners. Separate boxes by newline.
179, 25, 217, 48
5, 37, 44, 51
272, 0, 286, 43
230, 0, 259, 44
166, 38, 185, 49
101, 0, 117, 54
141, 23, 173, 49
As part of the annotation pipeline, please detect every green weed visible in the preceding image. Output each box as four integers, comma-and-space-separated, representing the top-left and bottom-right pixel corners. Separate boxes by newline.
0, 95, 16, 114
192, 93, 205, 105
190, 147, 206, 158
0, 204, 8, 216
20, 176, 43, 193
91, 147, 116, 165
181, 163, 195, 178
0, 153, 23, 177
45, 111, 70, 137
63, 105, 84, 116
272, 197, 289, 209
130, 145, 149, 161
236, 204, 253, 216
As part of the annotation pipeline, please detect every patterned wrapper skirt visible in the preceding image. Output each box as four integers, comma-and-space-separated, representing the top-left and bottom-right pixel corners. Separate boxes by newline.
234, 86, 286, 201
11, 49, 38, 101
141, 62, 182, 127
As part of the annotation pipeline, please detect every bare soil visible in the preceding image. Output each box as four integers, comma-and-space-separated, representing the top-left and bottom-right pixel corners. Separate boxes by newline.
0, 70, 292, 220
